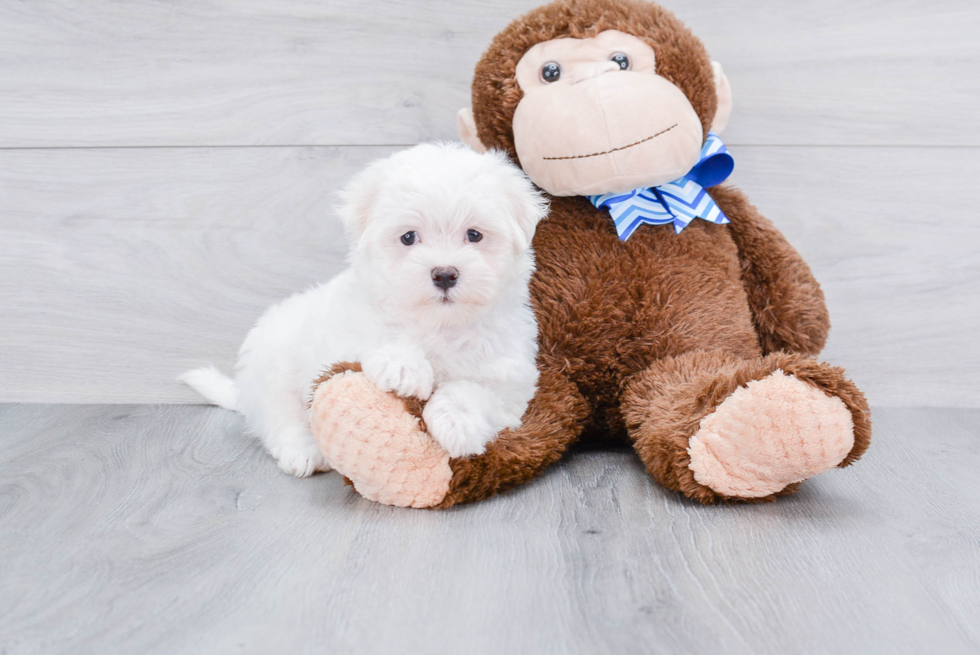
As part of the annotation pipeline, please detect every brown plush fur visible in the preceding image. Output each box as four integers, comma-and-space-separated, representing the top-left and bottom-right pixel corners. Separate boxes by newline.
715, 186, 831, 355
428, 0, 870, 507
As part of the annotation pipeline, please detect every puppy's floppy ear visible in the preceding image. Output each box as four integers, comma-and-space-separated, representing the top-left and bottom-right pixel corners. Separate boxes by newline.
334, 159, 386, 242
491, 151, 549, 251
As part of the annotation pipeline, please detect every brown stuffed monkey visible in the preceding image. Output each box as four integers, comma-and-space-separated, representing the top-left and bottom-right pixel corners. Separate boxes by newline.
308, 0, 872, 508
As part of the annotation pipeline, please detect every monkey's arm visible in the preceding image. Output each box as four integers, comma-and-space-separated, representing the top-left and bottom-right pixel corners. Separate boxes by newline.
711, 185, 830, 356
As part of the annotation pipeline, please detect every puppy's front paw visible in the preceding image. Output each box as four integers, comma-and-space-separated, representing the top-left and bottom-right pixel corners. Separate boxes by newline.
270, 439, 331, 478
363, 349, 434, 400
423, 387, 497, 458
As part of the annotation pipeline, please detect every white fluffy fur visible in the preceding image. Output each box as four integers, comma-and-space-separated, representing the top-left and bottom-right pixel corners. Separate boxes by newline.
181, 143, 548, 477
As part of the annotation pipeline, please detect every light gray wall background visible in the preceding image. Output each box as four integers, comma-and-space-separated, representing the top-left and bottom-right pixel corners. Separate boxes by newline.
1, 0, 978, 407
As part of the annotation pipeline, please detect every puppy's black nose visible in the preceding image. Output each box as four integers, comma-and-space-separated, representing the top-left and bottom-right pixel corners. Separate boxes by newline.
431, 267, 459, 291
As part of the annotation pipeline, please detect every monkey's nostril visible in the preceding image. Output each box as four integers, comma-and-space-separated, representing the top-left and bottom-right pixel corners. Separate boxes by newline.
431, 267, 459, 291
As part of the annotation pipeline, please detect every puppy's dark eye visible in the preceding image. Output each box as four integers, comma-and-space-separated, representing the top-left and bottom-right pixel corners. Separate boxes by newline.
540, 62, 561, 83
466, 229, 483, 243
400, 231, 417, 246
611, 53, 630, 70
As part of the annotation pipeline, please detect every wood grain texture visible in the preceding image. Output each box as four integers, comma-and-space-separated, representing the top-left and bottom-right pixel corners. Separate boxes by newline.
0, 0, 976, 148
2, 145, 977, 406
0, 404, 977, 654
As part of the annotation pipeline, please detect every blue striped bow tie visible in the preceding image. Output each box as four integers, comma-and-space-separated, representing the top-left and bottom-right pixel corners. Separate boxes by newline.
589, 133, 735, 241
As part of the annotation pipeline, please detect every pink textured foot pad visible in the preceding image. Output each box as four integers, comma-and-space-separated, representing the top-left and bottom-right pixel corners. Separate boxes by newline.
310, 371, 452, 508
687, 370, 855, 498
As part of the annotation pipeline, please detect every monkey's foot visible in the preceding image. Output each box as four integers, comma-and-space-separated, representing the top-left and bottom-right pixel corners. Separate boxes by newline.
310, 369, 451, 508
687, 370, 855, 498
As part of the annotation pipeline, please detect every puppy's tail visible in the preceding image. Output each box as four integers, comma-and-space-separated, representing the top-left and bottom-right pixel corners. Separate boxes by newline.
179, 365, 239, 412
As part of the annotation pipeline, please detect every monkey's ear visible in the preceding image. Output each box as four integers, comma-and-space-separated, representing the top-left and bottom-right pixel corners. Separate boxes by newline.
457, 108, 488, 153
711, 62, 733, 135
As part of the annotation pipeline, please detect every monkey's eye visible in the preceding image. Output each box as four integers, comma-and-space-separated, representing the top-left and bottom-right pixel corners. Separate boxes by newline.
400, 231, 417, 246
466, 229, 483, 243
540, 62, 562, 83
610, 53, 630, 70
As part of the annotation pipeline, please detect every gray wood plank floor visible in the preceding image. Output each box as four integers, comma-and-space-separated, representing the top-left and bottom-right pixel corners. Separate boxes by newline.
1, 404, 978, 655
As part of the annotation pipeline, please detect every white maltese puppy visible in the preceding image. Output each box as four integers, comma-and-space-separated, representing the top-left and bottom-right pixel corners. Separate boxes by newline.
181, 143, 548, 477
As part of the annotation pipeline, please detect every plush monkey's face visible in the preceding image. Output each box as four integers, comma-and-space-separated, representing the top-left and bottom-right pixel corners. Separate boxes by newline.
513, 30, 701, 197
458, 2, 733, 199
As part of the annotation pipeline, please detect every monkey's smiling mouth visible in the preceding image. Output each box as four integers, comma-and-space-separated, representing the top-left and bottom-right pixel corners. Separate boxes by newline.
542, 124, 678, 161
